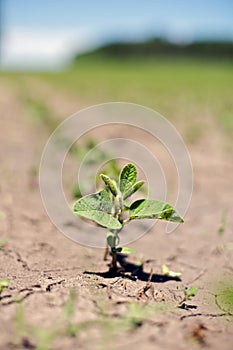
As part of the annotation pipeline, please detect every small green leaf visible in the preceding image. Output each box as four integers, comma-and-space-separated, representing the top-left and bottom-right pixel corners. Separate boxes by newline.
107, 231, 120, 248
64, 290, 77, 319
0, 239, 6, 250
0, 279, 9, 293
181, 285, 198, 301
123, 181, 145, 200
181, 285, 188, 297
161, 264, 182, 278
73, 190, 122, 229
119, 164, 137, 197
129, 199, 184, 223
218, 210, 227, 238
187, 286, 198, 298
100, 174, 118, 197
119, 247, 134, 254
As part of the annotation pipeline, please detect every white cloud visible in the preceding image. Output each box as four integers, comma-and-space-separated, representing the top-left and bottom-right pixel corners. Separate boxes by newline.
1, 27, 97, 70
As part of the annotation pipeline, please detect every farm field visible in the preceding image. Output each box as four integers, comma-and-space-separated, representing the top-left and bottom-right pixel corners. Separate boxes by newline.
0, 58, 233, 350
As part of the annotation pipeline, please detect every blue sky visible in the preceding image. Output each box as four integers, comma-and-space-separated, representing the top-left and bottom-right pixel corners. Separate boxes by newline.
1, 0, 233, 69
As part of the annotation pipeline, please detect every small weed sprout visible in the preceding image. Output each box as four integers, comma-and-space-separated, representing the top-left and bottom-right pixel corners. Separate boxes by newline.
73, 163, 183, 271
0, 240, 7, 251
63, 290, 79, 337
218, 211, 227, 239
179, 286, 198, 308
217, 210, 227, 252
0, 279, 9, 295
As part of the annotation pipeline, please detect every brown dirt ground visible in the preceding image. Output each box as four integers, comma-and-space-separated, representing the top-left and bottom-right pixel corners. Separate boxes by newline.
0, 79, 233, 350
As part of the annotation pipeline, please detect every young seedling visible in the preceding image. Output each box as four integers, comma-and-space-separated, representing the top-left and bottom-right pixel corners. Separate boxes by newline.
179, 285, 198, 309
73, 163, 183, 272
0, 239, 7, 251
0, 279, 9, 295
216, 210, 227, 252
63, 290, 79, 337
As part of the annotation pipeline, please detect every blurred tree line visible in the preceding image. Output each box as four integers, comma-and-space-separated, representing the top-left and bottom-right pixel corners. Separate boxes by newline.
75, 38, 233, 61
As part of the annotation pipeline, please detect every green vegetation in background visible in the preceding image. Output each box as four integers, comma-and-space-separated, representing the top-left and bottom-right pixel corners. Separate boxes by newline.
71, 137, 120, 199
212, 278, 233, 315
2, 57, 233, 141
73, 39, 233, 61
23, 97, 59, 132
216, 283, 233, 315
38, 58, 233, 137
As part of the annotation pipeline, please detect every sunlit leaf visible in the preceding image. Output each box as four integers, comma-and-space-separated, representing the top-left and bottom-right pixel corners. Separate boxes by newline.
123, 180, 145, 200
73, 190, 122, 229
117, 247, 134, 254
0, 279, 9, 293
100, 174, 118, 196
119, 164, 137, 197
161, 264, 182, 278
130, 199, 183, 222
187, 286, 198, 298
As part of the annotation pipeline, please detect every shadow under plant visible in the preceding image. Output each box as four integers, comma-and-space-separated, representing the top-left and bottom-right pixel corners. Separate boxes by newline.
84, 253, 182, 283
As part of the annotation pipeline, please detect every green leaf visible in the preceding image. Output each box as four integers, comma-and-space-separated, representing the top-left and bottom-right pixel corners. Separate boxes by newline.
74, 189, 112, 213
119, 164, 137, 197
116, 247, 134, 254
218, 210, 227, 238
129, 199, 184, 223
187, 286, 198, 298
0, 239, 6, 250
107, 231, 120, 248
181, 286, 198, 301
123, 181, 145, 200
161, 264, 182, 278
64, 290, 77, 318
0, 279, 9, 293
100, 174, 118, 197
73, 190, 122, 229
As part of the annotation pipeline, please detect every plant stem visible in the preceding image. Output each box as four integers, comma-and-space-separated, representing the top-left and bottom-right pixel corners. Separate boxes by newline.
103, 245, 109, 261
111, 248, 117, 270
